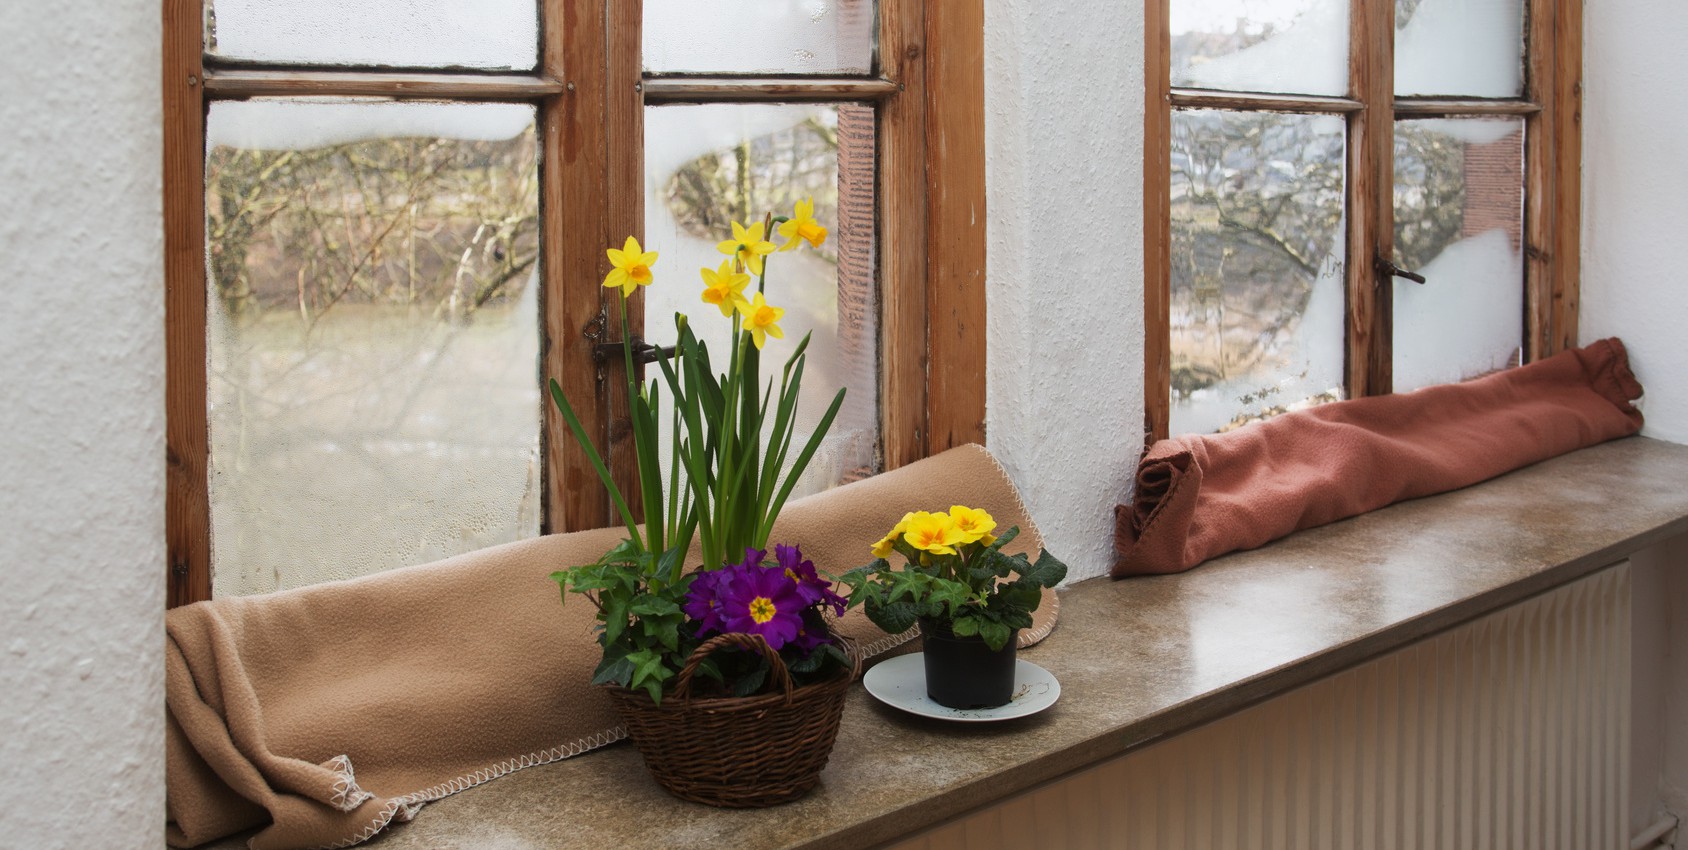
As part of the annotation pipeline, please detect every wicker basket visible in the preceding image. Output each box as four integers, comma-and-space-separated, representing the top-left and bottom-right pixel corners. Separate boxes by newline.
604, 632, 861, 808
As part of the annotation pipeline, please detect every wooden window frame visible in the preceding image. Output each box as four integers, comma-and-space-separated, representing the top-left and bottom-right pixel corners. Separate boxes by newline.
162, 0, 986, 606
1143, 0, 1583, 444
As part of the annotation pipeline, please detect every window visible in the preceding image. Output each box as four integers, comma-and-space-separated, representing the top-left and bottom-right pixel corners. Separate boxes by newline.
163, 0, 986, 605
1143, 0, 1581, 441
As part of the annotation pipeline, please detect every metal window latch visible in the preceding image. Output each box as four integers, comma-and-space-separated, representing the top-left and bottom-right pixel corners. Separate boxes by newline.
1376, 257, 1427, 285
593, 336, 676, 366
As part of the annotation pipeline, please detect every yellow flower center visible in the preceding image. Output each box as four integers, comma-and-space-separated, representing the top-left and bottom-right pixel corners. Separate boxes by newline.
785, 567, 800, 583
753, 306, 777, 326
797, 221, 825, 245
630, 264, 652, 284
749, 596, 776, 624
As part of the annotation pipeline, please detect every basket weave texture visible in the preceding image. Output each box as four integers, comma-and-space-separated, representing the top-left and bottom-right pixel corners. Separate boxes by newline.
604, 632, 861, 808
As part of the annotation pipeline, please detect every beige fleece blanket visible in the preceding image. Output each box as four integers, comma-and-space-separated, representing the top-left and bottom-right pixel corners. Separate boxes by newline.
166, 443, 1059, 849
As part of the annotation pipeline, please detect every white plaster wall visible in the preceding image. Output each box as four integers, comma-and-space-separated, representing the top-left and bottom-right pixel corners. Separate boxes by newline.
0, 1, 166, 846
985, 0, 1145, 583
1581, 0, 1688, 443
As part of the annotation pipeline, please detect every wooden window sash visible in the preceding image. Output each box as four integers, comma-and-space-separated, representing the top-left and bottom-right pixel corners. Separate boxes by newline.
1143, 0, 1581, 444
164, 0, 985, 605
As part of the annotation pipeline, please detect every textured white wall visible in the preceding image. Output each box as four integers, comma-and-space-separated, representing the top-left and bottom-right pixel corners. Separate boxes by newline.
985, 0, 1145, 583
0, 1, 166, 846
1581, 0, 1688, 443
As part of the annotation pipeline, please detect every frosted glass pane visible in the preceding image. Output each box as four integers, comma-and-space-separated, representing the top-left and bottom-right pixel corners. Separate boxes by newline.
206, 0, 538, 70
1395, 0, 1524, 98
1171, 0, 1349, 97
1393, 118, 1524, 392
644, 103, 878, 497
1170, 110, 1347, 435
205, 100, 541, 596
644, 0, 874, 75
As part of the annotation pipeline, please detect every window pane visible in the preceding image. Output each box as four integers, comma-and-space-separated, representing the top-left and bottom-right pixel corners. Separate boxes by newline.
644, 103, 879, 497
1170, 110, 1347, 436
1170, 0, 1349, 97
1395, 0, 1524, 98
1392, 117, 1524, 392
643, 0, 874, 75
206, 0, 538, 71
205, 100, 541, 596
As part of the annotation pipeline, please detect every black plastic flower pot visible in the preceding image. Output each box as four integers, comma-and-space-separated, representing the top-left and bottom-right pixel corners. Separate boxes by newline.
919, 618, 1019, 709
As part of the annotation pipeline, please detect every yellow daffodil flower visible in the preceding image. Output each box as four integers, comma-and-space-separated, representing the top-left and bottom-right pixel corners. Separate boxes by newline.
698, 260, 751, 317
741, 291, 785, 350
716, 221, 776, 276
603, 236, 657, 297
777, 197, 829, 251
903, 510, 964, 556
948, 505, 997, 544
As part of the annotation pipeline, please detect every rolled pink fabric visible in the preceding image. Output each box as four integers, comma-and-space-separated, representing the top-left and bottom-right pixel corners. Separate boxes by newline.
1114, 338, 1645, 576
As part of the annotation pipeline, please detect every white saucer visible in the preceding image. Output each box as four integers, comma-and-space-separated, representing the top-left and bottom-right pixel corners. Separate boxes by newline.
861, 653, 1060, 722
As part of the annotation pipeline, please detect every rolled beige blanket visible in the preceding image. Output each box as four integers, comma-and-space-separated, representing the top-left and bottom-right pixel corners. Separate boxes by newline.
167, 443, 1058, 849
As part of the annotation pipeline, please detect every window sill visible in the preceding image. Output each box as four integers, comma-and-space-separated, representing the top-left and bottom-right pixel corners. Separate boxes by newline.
212, 436, 1688, 850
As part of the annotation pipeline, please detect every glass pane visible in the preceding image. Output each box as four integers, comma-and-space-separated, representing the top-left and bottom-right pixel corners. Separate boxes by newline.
1170, 110, 1347, 435
1170, 0, 1349, 97
644, 103, 879, 497
1395, 0, 1524, 98
205, 100, 541, 596
1393, 117, 1524, 391
206, 0, 538, 71
643, 0, 874, 75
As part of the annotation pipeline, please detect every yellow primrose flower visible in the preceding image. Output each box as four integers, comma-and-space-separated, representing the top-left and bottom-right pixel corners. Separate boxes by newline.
903, 510, 964, 556
948, 505, 997, 543
777, 197, 829, 251
870, 512, 917, 558
603, 236, 657, 297
716, 221, 776, 276
741, 291, 785, 350
699, 260, 751, 317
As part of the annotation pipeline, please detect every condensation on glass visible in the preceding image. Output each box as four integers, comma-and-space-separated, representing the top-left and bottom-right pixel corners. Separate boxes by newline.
204, 99, 541, 596
643, 102, 879, 499
1169, 109, 1347, 436
1170, 0, 1349, 97
205, 0, 539, 71
643, 0, 875, 75
1392, 117, 1524, 392
1395, 0, 1524, 98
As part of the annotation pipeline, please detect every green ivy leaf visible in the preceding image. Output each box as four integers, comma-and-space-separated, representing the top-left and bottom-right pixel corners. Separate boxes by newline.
602, 596, 630, 646
590, 650, 635, 687
628, 594, 680, 618
979, 620, 1013, 652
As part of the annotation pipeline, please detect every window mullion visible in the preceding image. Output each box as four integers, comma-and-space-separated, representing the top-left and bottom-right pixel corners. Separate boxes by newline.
878, 0, 932, 468
1143, 0, 1172, 444
1345, 0, 1398, 399
1524, 0, 1580, 360
541, 0, 614, 533
164, 0, 211, 606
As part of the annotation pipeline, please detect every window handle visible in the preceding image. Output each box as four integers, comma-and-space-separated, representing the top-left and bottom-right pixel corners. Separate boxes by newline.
594, 336, 676, 366
1376, 257, 1427, 285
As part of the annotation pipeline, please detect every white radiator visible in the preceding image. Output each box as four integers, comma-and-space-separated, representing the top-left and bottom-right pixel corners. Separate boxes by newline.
891, 564, 1631, 850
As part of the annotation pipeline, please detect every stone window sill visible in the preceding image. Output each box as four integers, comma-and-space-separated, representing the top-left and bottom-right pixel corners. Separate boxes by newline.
215, 436, 1688, 850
